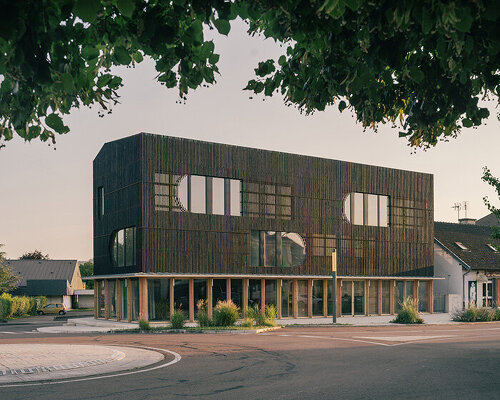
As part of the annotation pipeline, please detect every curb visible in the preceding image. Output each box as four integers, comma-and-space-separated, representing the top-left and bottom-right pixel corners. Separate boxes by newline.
111, 326, 283, 335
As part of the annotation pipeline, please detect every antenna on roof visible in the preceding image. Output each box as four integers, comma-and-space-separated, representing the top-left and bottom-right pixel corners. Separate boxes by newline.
452, 202, 461, 221
463, 201, 469, 218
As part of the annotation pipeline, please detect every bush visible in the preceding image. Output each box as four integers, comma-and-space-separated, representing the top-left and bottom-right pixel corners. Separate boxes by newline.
139, 319, 151, 330
0, 293, 13, 318
213, 300, 239, 327
247, 304, 265, 326
0, 294, 46, 319
196, 299, 212, 327
453, 304, 497, 322
392, 297, 424, 324
170, 308, 186, 329
263, 304, 277, 327
241, 317, 254, 328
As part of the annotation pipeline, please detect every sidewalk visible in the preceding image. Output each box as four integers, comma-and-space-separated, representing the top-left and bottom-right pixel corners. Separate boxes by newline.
0, 344, 164, 383
37, 313, 456, 334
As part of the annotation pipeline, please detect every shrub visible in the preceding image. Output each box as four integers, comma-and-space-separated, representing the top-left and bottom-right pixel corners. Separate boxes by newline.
495, 308, 500, 321
0, 297, 11, 320
247, 304, 265, 326
392, 297, 424, 324
476, 307, 495, 322
263, 304, 277, 327
454, 304, 497, 322
213, 300, 239, 327
0, 293, 13, 318
170, 308, 186, 329
241, 317, 254, 328
139, 319, 151, 331
196, 299, 212, 327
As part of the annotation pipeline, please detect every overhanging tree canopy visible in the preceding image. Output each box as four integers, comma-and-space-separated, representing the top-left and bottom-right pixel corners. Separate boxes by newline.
0, 0, 499, 148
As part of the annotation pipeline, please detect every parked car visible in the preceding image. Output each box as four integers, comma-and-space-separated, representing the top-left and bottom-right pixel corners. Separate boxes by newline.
38, 303, 67, 315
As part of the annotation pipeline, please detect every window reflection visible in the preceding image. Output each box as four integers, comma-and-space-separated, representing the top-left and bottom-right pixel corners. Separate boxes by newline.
251, 230, 305, 267
111, 227, 136, 267
344, 192, 390, 227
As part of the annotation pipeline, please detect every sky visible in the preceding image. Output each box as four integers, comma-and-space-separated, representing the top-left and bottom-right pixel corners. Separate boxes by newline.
1, 20, 499, 261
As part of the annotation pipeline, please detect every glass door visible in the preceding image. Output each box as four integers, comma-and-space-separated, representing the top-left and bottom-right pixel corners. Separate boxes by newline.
341, 281, 353, 315
341, 281, 365, 316
482, 282, 493, 307
353, 281, 365, 315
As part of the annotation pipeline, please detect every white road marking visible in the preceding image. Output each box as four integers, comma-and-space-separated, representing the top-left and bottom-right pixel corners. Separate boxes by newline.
0, 346, 181, 388
296, 334, 393, 347
355, 335, 453, 342
0, 332, 18, 335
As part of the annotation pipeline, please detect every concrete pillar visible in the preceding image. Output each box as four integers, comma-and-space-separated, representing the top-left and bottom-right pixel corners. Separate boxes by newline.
189, 279, 194, 322
116, 279, 122, 321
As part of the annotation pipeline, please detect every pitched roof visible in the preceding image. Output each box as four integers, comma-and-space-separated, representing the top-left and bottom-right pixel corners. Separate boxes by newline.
4, 259, 78, 286
475, 213, 500, 227
434, 222, 500, 271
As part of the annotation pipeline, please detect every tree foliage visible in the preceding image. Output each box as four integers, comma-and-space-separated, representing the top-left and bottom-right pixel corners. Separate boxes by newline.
0, 0, 499, 148
0, 244, 20, 293
79, 261, 94, 289
19, 250, 49, 260
482, 167, 500, 242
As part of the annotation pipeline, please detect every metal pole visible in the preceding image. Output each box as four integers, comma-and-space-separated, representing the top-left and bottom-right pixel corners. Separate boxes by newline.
332, 249, 337, 324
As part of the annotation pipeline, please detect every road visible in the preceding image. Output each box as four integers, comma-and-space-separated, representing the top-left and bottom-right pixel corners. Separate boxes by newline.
1, 323, 499, 399
0, 311, 93, 337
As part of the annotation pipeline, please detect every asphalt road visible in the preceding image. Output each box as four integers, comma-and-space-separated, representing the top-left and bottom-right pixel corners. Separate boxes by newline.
1, 323, 499, 400
0, 311, 94, 336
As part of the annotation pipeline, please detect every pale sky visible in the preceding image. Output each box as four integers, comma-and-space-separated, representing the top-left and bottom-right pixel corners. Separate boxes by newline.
1, 20, 499, 261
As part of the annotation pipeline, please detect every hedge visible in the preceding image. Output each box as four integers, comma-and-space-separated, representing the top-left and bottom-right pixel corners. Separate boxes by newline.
0, 293, 47, 320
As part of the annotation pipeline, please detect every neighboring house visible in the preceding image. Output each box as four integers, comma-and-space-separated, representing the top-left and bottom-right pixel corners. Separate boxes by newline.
5, 259, 86, 309
91, 133, 437, 322
434, 220, 500, 312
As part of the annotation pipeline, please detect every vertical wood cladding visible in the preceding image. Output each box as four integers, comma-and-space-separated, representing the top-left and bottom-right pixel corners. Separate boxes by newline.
94, 133, 434, 278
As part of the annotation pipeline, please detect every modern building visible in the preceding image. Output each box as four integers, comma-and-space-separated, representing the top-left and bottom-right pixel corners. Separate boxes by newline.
5, 259, 86, 308
434, 220, 500, 312
92, 133, 436, 322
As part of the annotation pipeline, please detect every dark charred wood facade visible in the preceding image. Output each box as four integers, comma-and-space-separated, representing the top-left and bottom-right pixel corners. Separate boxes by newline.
92, 133, 436, 322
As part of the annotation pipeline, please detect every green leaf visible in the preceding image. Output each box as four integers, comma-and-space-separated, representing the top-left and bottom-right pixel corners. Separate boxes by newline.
338, 100, 347, 112
114, 46, 131, 65
408, 66, 425, 83
344, 0, 363, 12
455, 7, 473, 33
45, 114, 69, 134
115, 0, 135, 18
73, 0, 100, 22
132, 51, 143, 63
462, 118, 473, 128
62, 73, 76, 93
214, 19, 231, 35
82, 46, 99, 60
278, 55, 286, 66
420, 9, 433, 34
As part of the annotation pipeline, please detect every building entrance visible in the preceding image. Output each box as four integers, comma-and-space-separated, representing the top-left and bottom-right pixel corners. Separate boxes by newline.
341, 280, 365, 316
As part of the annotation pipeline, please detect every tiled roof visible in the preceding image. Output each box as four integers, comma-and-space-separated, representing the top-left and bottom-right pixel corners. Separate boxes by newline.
475, 213, 500, 227
434, 222, 500, 271
4, 260, 78, 286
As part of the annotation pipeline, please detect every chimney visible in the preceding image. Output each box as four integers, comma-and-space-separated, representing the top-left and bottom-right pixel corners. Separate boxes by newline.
459, 218, 476, 225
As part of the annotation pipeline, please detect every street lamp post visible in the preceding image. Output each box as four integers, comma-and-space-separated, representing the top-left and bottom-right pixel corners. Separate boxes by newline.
332, 249, 337, 324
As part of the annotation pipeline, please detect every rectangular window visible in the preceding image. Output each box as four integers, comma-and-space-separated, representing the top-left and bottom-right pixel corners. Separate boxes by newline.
212, 178, 225, 215
418, 281, 429, 312
190, 175, 206, 213
312, 280, 324, 316
117, 230, 125, 266
120, 279, 128, 321
379, 196, 389, 227
131, 278, 139, 321
109, 280, 116, 319
125, 227, 135, 266
368, 280, 378, 315
281, 280, 293, 317
366, 194, 378, 226
194, 279, 207, 317
406, 281, 414, 299
248, 279, 261, 308
381, 280, 390, 314
174, 279, 189, 315
251, 231, 260, 267
264, 231, 277, 266
395, 280, 404, 312
250, 230, 305, 267
230, 179, 241, 216
265, 280, 277, 307
212, 279, 226, 307
297, 280, 308, 317
353, 193, 364, 225
97, 186, 104, 218
230, 279, 243, 309
148, 279, 170, 321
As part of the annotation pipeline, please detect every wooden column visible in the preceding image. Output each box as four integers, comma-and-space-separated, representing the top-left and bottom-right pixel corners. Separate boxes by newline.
414, 281, 419, 306
207, 278, 213, 319
378, 280, 382, 315
365, 279, 369, 316
93, 280, 98, 319
429, 280, 434, 313
403, 280, 407, 301
116, 279, 122, 321
261, 278, 266, 316
308, 279, 313, 318
337, 279, 342, 317
243, 278, 249, 315
293, 279, 298, 318
104, 280, 109, 319
226, 279, 231, 302
169, 279, 174, 318
189, 278, 194, 322
127, 279, 132, 322
497, 278, 500, 307
390, 280, 395, 315
323, 279, 328, 317
139, 277, 148, 321
277, 279, 282, 319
